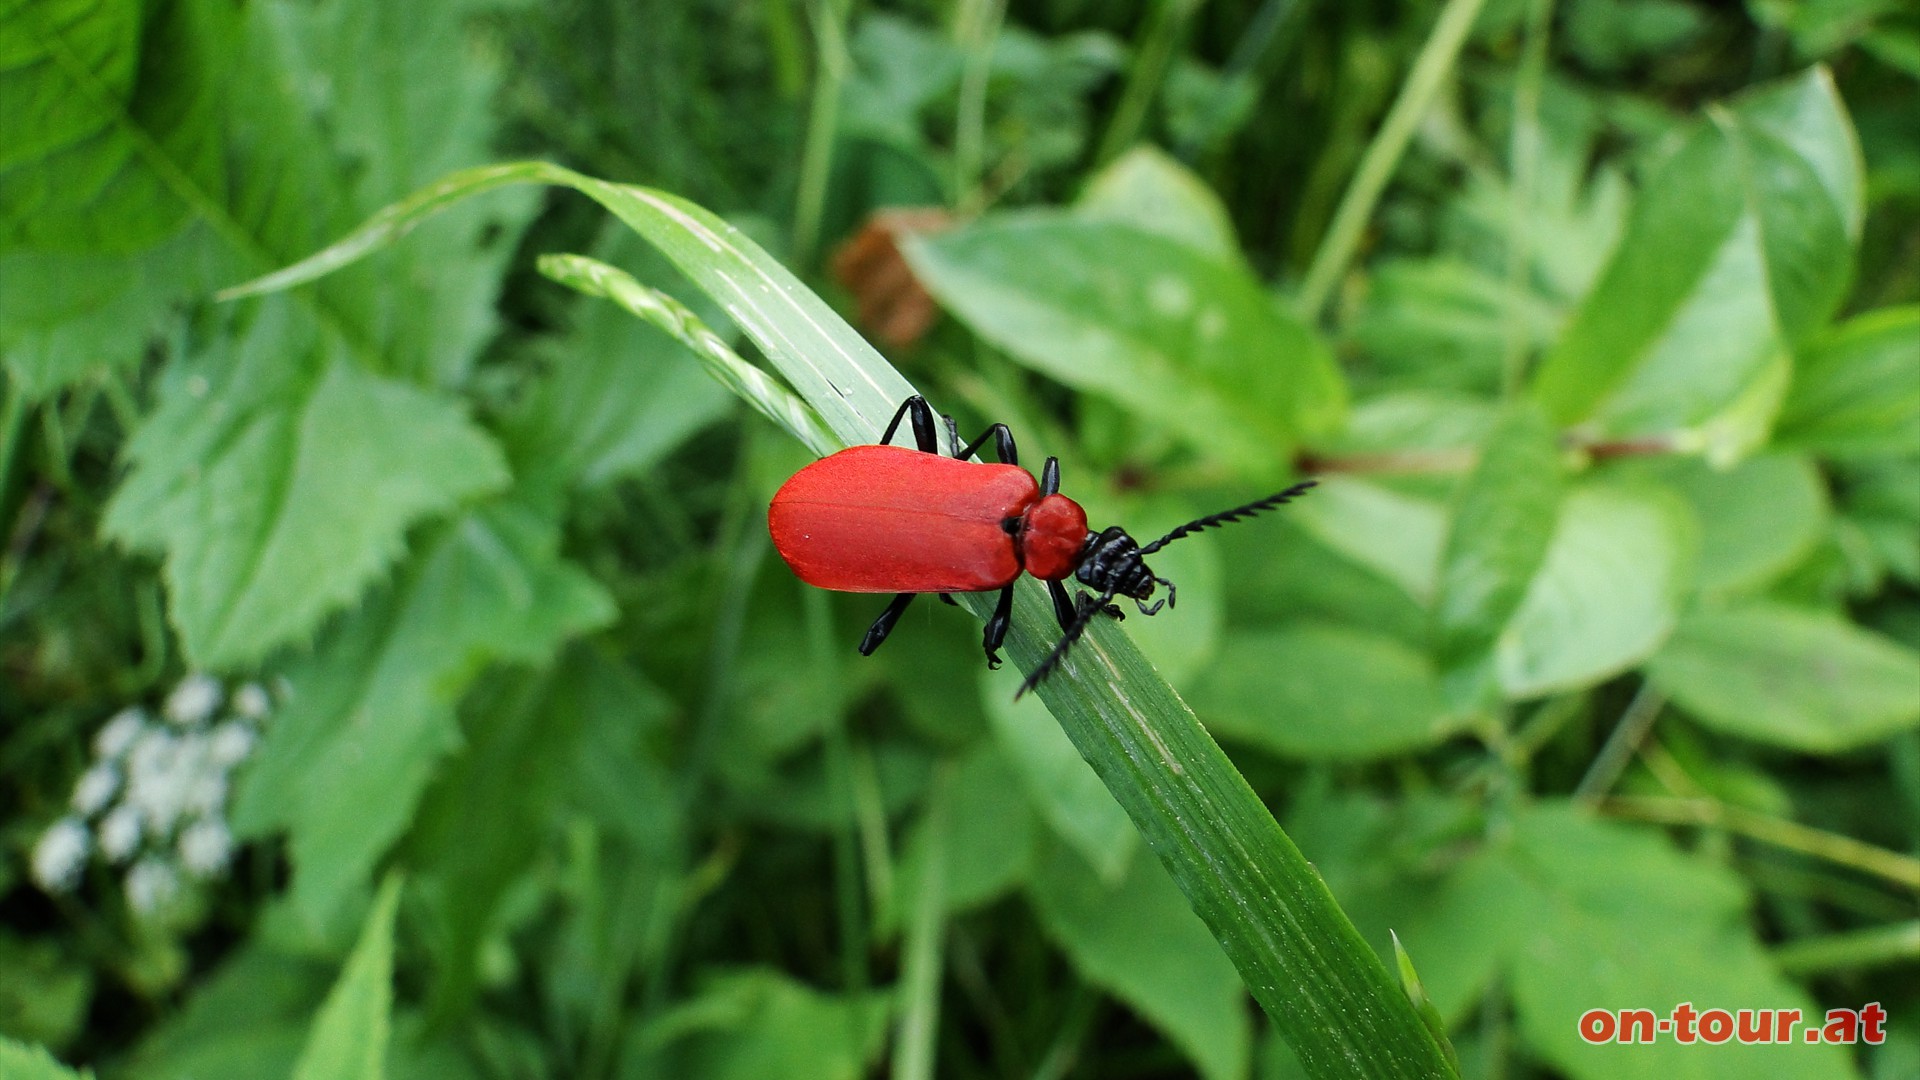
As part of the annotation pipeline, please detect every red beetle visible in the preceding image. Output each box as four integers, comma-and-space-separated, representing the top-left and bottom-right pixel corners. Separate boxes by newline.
770, 396, 1315, 695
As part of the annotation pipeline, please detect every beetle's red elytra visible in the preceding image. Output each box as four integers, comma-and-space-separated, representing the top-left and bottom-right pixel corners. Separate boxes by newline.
769, 395, 1315, 696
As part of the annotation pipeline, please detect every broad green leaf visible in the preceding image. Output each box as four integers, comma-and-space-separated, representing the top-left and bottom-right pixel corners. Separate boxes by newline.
1650, 453, 1829, 595
231, 500, 614, 925
635, 970, 888, 1080
1290, 477, 1446, 604
986, 672, 1137, 883
1225, 519, 1432, 647
101, 306, 511, 668
291, 875, 400, 1080
0, 1037, 92, 1080
1531, 68, 1860, 462
1346, 259, 1560, 395
0, 932, 91, 1050
1029, 844, 1251, 1080
1430, 405, 1564, 699
1496, 484, 1695, 697
1194, 624, 1465, 760
904, 213, 1344, 469
1502, 806, 1851, 1080
1776, 306, 1920, 460
1, 0, 535, 394
1076, 145, 1241, 260
1647, 605, 1920, 751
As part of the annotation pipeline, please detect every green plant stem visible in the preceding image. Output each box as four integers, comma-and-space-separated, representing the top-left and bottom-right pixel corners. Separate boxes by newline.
1296, 0, 1489, 320
1599, 796, 1920, 891
1573, 683, 1665, 802
806, 588, 871, 1008
890, 763, 950, 1080
1094, 0, 1203, 166
952, 0, 1006, 201
1774, 920, 1920, 976
793, 0, 850, 266
1502, 0, 1555, 396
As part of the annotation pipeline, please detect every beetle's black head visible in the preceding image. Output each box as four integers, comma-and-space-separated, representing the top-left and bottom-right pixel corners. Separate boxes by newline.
1074, 526, 1172, 614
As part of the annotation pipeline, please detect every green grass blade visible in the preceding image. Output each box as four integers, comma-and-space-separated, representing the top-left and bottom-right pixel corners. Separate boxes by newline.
226, 163, 1461, 1080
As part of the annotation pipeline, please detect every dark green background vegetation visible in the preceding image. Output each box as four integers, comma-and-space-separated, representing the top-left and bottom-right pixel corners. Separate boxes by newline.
2, 0, 1917, 1078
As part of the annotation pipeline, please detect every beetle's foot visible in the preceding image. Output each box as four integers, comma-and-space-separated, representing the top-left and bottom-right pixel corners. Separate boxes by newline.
986, 652, 1003, 670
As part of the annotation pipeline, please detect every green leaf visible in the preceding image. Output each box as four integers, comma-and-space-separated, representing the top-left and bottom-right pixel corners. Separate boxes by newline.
1430, 405, 1564, 699
1496, 484, 1695, 698
1194, 624, 1464, 760
1776, 306, 1920, 461
1647, 605, 1920, 751
1650, 453, 1829, 596
0, 932, 91, 1051
291, 875, 401, 1080
1075, 145, 1241, 261
232, 500, 614, 925
1290, 477, 1446, 604
635, 970, 888, 1080
904, 213, 1345, 469
1029, 844, 1251, 1080
122, 947, 327, 1080
986, 674, 1137, 883
102, 309, 511, 668
1531, 68, 1861, 462
0, 1037, 92, 1080
1501, 806, 1851, 1080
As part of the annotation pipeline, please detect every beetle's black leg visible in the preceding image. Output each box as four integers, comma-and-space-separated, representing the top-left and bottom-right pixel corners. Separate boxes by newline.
878, 396, 942, 454
1047, 579, 1076, 630
983, 585, 1014, 668
1040, 456, 1061, 496
859, 593, 917, 655
955, 424, 1018, 466
937, 593, 960, 606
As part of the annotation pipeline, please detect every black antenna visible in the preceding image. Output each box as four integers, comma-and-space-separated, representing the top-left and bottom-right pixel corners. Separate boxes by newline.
1138, 480, 1317, 556
1014, 590, 1116, 700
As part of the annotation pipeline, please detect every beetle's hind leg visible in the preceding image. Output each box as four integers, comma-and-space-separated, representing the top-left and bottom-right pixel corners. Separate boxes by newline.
1047, 580, 1076, 630
879, 396, 942, 454
955, 423, 1018, 466
982, 585, 1015, 668
859, 593, 917, 655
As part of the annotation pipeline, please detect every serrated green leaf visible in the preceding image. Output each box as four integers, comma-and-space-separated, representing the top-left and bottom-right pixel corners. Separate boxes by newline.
231, 500, 614, 925
1194, 624, 1463, 760
1531, 68, 1860, 462
1647, 605, 1920, 751
1029, 844, 1251, 1080
1431, 406, 1564, 698
0, 1036, 92, 1080
291, 875, 400, 1080
904, 213, 1345, 470
1776, 306, 1920, 461
985, 673, 1137, 883
1075, 146, 1241, 260
1496, 484, 1695, 697
102, 311, 511, 668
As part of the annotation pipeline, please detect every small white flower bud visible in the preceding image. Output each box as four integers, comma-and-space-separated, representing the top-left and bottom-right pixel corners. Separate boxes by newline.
232, 682, 272, 720
164, 674, 224, 727
95, 708, 148, 759
178, 819, 234, 878
71, 763, 122, 816
209, 722, 257, 767
99, 804, 143, 863
32, 818, 90, 893
126, 856, 182, 916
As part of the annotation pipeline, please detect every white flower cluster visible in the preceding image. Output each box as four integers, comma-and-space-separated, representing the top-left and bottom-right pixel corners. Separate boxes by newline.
31, 674, 275, 918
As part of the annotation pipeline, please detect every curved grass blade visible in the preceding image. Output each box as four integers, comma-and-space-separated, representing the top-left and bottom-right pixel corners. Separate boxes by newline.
536, 254, 839, 457
229, 163, 1460, 1080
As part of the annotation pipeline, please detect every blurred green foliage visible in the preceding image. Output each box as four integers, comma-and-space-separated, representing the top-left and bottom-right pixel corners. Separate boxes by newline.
3, 0, 1919, 1078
